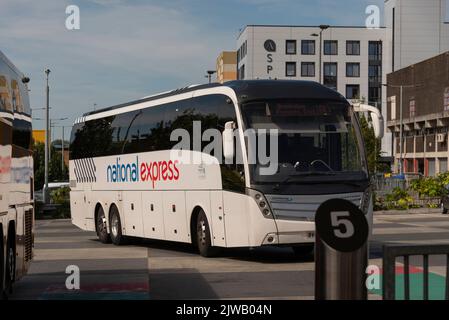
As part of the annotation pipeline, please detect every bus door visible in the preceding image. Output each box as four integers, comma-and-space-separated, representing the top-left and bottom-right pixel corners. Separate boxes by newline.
209, 190, 226, 247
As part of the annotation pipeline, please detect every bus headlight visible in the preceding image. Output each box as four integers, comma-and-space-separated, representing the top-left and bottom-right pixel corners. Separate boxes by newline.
247, 189, 274, 219
360, 188, 372, 214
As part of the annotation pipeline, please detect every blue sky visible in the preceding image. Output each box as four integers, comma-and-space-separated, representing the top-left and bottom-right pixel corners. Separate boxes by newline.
1, 0, 383, 133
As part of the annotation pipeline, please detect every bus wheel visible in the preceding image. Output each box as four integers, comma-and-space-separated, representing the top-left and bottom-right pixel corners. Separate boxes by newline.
5, 236, 15, 294
109, 206, 126, 246
196, 210, 220, 257
292, 244, 314, 257
96, 206, 111, 244
0, 232, 4, 299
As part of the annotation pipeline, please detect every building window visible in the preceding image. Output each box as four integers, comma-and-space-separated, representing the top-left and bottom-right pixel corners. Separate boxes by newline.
323, 62, 337, 90
238, 64, 245, 80
346, 85, 360, 99
324, 40, 338, 55
446, 0, 449, 22
286, 40, 297, 55
369, 41, 382, 107
346, 63, 360, 77
285, 62, 296, 77
346, 41, 360, 55
409, 99, 416, 117
444, 88, 449, 111
369, 87, 381, 107
301, 62, 315, 77
301, 40, 315, 55
369, 41, 382, 61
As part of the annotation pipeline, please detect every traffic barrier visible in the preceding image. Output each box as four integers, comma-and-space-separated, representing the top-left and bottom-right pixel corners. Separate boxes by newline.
382, 244, 449, 300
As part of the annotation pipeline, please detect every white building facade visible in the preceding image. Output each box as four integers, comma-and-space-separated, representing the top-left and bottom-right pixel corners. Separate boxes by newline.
236, 25, 390, 155
385, 0, 449, 72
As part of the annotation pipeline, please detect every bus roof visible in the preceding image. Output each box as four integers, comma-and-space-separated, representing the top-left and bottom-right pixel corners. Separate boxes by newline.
83, 80, 348, 117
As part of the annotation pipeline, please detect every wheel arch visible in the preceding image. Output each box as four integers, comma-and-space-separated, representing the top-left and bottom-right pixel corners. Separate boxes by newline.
7, 220, 15, 246
189, 205, 204, 246
94, 203, 103, 219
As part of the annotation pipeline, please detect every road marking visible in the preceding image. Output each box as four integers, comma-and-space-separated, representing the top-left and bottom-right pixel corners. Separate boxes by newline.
373, 227, 448, 235
34, 247, 149, 261
147, 256, 315, 273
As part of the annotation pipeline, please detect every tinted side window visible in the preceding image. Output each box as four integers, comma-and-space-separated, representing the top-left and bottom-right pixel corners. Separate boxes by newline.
201, 95, 245, 193
69, 117, 114, 159
12, 119, 31, 150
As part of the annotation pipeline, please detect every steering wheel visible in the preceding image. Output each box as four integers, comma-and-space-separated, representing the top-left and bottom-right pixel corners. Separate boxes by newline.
310, 159, 334, 172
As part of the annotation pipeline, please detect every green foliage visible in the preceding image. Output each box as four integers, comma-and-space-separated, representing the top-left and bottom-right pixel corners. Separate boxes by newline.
383, 187, 414, 210
376, 171, 449, 211
409, 174, 449, 198
49, 186, 71, 218
358, 115, 389, 174
32, 142, 68, 190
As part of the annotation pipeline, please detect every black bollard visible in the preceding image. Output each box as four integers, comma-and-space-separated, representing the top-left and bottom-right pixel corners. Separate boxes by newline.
314, 199, 369, 300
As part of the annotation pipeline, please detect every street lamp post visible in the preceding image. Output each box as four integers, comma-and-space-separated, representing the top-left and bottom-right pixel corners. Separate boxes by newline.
61, 126, 65, 173
383, 83, 423, 175
311, 24, 329, 85
205, 70, 216, 84
44, 69, 50, 204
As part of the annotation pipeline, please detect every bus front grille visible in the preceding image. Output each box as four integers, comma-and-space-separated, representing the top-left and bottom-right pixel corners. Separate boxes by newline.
24, 209, 33, 261
266, 193, 363, 221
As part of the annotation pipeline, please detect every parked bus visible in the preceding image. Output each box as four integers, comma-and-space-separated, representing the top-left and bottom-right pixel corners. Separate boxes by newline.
69, 80, 382, 257
0, 50, 34, 297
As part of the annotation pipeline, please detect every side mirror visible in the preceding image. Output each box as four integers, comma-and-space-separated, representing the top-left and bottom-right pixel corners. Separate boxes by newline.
223, 121, 235, 161
353, 103, 384, 139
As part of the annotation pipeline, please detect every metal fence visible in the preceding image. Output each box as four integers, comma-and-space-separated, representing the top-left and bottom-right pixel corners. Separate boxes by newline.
373, 176, 407, 194
382, 244, 449, 300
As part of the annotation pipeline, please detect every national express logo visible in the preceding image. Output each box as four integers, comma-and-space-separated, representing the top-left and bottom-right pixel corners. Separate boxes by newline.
106, 156, 180, 189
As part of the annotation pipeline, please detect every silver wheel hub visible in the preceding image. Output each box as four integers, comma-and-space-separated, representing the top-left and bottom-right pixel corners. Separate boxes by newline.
198, 220, 207, 246
111, 214, 119, 237
98, 214, 107, 234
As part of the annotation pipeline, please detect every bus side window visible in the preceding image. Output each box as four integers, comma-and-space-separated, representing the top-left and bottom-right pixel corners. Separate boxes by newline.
0, 75, 12, 112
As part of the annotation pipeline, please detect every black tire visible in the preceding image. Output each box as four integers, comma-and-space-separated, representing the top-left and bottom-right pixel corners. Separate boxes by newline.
292, 244, 314, 257
196, 210, 220, 257
5, 235, 15, 294
109, 206, 126, 245
96, 206, 111, 244
443, 207, 448, 214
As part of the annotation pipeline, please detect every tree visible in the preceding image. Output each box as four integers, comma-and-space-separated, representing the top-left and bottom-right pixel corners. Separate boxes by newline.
32, 142, 69, 190
358, 115, 388, 174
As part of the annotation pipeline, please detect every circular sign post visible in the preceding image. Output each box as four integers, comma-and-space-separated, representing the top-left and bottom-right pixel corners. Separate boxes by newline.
314, 199, 369, 300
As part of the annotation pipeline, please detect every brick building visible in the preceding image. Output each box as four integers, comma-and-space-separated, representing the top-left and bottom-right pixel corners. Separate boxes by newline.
387, 51, 449, 176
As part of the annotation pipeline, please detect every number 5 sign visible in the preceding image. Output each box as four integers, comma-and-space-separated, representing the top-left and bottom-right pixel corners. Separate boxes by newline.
315, 199, 369, 252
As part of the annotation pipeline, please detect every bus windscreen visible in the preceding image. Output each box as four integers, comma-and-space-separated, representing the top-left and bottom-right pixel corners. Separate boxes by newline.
241, 100, 368, 184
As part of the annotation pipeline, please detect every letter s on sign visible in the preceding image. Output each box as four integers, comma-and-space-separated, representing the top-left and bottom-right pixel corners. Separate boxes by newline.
330, 211, 355, 239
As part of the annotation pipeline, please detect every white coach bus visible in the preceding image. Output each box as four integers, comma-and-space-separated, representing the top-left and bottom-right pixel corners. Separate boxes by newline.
0, 50, 34, 297
69, 80, 382, 257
